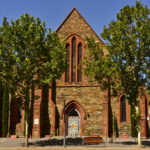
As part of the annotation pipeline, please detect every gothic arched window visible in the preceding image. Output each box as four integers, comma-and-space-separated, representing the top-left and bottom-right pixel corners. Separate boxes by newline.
65, 43, 70, 82
78, 43, 82, 82
65, 35, 83, 83
72, 37, 76, 82
120, 95, 126, 122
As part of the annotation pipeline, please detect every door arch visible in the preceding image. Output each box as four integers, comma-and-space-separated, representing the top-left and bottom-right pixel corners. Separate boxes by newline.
61, 100, 86, 136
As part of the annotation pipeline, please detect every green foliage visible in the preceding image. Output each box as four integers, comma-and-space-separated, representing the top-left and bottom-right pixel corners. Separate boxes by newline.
130, 105, 138, 137
0, 13, 66, 100
85, 1, 150, 137
0, 13, 66, 107
101, 1, 150, 106
0, 17, 16, 87
101, 1, 150, 132
0, 13, 66, 146
2, 82, 9, 137
84, 37, 120, 95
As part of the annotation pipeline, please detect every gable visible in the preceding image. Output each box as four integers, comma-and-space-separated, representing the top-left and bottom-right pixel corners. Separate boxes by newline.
56, 8, 106, 49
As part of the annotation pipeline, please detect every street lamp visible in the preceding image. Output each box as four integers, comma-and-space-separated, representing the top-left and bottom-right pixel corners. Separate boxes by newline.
62, 94, 67, 147
63, 98, 66, 147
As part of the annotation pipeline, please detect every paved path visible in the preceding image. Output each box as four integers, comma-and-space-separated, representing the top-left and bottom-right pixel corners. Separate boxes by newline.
0, 137, 150, 150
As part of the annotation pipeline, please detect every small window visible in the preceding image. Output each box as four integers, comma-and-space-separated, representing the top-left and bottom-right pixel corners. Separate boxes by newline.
121, 96, 126, 122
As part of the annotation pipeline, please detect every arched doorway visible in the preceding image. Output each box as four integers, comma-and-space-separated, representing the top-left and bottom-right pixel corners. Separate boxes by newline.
61, 100, 86, 136
67, 108, 80, 136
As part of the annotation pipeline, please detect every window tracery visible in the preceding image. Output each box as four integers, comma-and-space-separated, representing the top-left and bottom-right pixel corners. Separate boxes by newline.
65, 35, 84, 83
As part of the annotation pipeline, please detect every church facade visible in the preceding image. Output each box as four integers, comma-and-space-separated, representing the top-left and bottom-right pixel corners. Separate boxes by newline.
1, 8, 149, 138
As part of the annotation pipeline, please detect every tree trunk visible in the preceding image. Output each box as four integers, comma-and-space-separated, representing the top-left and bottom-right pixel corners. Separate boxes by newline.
25, 119, 29, 147
138, 129, 141, 146
136, 106, 142, 147
24, 86, 29, 147
7, 93, 11, 137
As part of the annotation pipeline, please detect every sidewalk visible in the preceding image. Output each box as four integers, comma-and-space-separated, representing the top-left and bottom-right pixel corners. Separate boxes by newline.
0, 137, 149, 150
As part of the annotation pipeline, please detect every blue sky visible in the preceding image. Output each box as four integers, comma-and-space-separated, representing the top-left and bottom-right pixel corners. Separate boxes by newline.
0, 0, 149, 38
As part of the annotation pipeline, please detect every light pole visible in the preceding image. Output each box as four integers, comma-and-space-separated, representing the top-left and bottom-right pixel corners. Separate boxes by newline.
62, 94, 68, 147
63, 99, 66, 147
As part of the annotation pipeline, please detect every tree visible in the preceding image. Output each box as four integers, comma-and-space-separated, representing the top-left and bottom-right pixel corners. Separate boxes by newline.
84, 37, 118, 93
101, 1, 150, 145
85, 0, 150, 146
113, 113, 118, 141
84, 37, 119, 140
2, 82, 9, 137
0, 14, 66, 147
0, 17, 16, 138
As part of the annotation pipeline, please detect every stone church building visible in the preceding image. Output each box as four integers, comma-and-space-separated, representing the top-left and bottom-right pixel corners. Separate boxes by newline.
0, 8, 149, 138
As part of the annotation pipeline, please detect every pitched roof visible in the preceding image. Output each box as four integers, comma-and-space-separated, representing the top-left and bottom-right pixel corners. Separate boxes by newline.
56, 8, 105, 46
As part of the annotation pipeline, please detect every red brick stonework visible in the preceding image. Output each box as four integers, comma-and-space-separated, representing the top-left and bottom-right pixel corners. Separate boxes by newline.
32, 88, 42, 138
140, 95, 148, 138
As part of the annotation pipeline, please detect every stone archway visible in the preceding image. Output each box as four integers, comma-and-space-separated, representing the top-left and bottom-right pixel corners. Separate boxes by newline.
61, 100, 86, 136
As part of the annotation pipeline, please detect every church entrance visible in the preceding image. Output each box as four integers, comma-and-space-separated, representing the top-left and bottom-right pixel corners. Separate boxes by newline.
61, 100, 85, 136
67, 108, 80, 136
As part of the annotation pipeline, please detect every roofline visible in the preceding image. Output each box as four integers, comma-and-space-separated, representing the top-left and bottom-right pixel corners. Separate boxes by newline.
56, 8, 105, 45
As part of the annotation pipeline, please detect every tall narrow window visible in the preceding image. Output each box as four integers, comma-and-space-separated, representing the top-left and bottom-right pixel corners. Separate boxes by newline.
72, 37, 76, 82
78, 43, 82, 82
121, 96, 126, 122
65, 43, 70, 82
65, 35, 83, 83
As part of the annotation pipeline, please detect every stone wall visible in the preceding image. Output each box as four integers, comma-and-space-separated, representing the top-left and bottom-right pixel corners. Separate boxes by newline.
55, 86, 103, 136
33, 8, 149, 138
50, 8, 107, 137
0, 8, 148, 138
110, 96, 131, 137
57, 8, 108, 56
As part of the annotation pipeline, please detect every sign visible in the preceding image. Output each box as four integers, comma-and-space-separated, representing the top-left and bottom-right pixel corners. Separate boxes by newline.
149, 106, 150, 114
34, 118, 39, 125
147, 116, 149, 121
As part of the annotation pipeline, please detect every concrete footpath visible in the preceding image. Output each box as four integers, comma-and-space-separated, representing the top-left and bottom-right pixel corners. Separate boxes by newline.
0, 137, 150, 150
0, 147, 149, 150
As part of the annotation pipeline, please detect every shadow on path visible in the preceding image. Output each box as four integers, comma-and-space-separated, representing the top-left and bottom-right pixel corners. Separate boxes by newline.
110, 140, 150, 148
21, 138, 83, 147
18, 138, 150, 148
